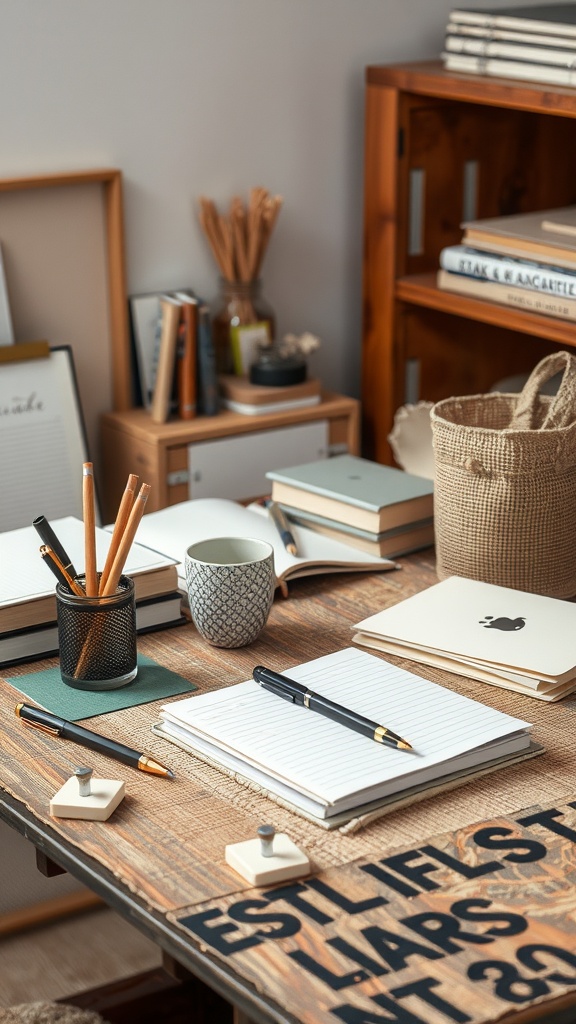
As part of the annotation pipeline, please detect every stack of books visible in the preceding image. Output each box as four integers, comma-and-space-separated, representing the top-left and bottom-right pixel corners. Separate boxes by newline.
438, 204, 576, 322
265, 454, 434, 559
354, 575, 576, 702
0, 517, 183, 667
442, 3, 576, 87
152, 646, 538, 828
218, 374, 322, 416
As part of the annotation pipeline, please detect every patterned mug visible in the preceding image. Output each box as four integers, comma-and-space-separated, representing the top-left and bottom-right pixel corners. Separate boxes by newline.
185, 537, 275, 647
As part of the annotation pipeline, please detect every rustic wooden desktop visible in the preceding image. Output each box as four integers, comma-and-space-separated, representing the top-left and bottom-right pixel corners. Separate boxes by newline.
1, 551, 576, 1024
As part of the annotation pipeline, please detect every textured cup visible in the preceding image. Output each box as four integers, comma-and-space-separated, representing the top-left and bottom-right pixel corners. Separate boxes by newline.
185, 537, 275, 648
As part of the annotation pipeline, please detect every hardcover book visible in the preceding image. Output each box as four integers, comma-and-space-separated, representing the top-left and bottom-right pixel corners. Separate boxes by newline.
462, 207, 576, 269
448, 4, 576, 36
266, 454, 434, 533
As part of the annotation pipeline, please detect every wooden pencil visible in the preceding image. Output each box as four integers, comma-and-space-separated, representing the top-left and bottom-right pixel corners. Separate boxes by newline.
82, 462, 98, 596
98, 473, 139, 595
100, 482, 152, 597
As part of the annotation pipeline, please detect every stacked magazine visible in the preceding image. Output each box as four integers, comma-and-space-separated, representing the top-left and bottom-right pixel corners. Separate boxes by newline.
354, 575, 576, 701
443, 3, 576, 87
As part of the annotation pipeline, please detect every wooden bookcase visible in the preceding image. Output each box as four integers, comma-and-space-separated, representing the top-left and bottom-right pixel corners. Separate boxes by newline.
362, 60, 576, 464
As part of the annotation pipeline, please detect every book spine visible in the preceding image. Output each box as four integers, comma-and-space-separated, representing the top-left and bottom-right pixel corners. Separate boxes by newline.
437, 269, 576, 321
439, 246, 576, 297
196, 305, 219, 416
176, 301, 197, 421
150, 297, 181, 424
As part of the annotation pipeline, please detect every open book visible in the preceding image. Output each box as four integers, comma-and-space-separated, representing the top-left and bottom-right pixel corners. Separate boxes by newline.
153, 647, 538, 827
134, 498, 398, 594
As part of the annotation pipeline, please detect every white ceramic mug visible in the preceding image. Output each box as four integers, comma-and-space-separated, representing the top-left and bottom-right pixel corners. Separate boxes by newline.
185, 537, 275, 647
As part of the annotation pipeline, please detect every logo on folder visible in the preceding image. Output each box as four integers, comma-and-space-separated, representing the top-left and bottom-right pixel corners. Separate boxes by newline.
479, 615, 526, 632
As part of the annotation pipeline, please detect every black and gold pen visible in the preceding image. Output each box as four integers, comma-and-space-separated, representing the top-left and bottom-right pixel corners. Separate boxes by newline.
15, 703, 175, 778
33, 515, 78, 579
252, 666, 412, 750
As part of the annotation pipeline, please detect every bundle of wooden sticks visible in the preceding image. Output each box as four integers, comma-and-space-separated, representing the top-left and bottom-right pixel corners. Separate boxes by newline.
198, 187, 283, 284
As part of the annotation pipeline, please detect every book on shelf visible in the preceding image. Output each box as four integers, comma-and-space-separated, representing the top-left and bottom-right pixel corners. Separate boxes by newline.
353, 575, 576, 701
152, 646, 538, 827
283, 506, 435, 558
437, 267, 576, 321
0, 516, 179, 635
196, 303, 219, 416
173, 291, 198, 421
447, 4, 576, 37
444, 31, 576, 64
462, 206, 576, 269
218, 374, 322, 415
0, 592, 185, 669
439, 245, 576, 296
442, 49, 576, 85
446, 21, 576, 47
150, 295, 183, 424
266, 454, 434, 534
134, 496, 397, 597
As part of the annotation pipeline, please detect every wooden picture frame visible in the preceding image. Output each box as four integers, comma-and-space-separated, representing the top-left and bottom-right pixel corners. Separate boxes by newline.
0, 169, 131, 469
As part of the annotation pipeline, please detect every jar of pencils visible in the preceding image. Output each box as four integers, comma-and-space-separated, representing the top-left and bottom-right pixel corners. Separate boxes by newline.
56, 575, 137, 691
212, 278, 276, 375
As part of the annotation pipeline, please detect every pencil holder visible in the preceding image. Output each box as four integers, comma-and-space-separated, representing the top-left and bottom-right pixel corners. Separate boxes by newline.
56, 575, 137, 690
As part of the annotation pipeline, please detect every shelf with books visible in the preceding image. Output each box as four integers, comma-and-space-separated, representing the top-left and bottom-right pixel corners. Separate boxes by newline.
396, 273, 576, 347
362, 60, 576, 464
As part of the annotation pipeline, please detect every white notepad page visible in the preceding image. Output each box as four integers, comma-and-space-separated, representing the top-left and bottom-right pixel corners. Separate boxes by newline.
159, 648, 532, 815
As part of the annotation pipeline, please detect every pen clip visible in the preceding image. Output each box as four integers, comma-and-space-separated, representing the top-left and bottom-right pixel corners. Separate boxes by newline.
20, 719, 60, 737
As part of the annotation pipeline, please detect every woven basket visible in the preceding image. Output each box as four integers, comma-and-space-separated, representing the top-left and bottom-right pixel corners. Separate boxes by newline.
431, 351, 576, 598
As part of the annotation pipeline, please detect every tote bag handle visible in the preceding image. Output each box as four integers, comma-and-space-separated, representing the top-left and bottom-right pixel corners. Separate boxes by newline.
509, 351, 576, 431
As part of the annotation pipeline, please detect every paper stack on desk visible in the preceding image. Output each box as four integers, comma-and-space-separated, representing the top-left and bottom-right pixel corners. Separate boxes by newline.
354, 576, 576, 701
153, 647, 538, 828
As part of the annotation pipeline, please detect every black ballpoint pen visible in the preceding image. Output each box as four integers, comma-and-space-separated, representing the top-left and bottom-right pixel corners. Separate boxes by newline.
33, 515, 78, 579
252, 666, 412, 750
15, 703, 175, 778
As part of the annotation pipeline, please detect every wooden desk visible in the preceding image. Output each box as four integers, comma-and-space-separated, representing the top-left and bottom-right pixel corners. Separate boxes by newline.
2, 553, 576, 1024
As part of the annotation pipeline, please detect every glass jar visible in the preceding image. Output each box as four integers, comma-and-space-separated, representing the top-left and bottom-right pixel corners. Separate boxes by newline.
212, 278, 276, 375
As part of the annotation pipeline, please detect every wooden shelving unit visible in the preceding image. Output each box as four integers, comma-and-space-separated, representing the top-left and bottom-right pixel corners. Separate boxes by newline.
361, 60, 576, 463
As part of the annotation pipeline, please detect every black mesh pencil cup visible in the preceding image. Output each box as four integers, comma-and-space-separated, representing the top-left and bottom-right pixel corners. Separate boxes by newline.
56, 574, 137, 690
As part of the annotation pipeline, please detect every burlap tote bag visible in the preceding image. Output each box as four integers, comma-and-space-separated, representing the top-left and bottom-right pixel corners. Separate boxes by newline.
431, 351, 576, 598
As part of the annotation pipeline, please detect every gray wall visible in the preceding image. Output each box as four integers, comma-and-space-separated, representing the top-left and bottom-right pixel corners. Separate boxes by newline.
0, 0, 559, 913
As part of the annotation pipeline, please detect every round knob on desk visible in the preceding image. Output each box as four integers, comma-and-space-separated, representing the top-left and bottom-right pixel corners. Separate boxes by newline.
75, 766, 93, 798
257, 824, 276, 857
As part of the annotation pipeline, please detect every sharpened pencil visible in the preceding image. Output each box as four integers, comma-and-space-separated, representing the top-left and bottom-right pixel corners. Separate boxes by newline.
100, 482, 152, 596
99, 473, 139, 595
83, 462, 98, 596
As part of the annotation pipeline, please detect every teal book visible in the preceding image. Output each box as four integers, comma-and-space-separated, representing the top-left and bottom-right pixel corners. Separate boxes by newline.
266, 455, 434, 533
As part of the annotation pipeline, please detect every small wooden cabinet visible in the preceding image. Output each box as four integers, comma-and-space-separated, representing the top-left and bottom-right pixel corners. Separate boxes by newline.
100, 391, 359, 520
362, 60, 576, 464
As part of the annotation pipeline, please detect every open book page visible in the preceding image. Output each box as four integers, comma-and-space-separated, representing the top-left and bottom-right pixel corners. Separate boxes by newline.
0, 516, 177, 608
159, 648, 532, 818
135, 498, 397, 590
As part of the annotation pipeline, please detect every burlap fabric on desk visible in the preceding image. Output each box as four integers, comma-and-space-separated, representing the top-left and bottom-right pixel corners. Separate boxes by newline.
431, 350, 576, 598
1, 564, 576, 917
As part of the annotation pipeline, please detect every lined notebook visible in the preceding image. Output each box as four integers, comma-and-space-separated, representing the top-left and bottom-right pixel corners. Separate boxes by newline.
154, 648, 537, 826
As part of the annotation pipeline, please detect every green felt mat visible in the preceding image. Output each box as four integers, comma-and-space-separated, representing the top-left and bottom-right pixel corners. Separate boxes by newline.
7, 654, 196, 721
